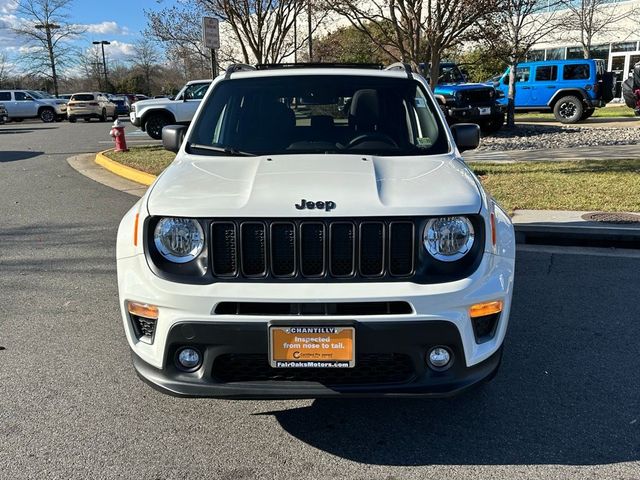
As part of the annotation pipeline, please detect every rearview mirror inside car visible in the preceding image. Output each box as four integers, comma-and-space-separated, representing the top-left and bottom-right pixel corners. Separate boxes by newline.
450, 123, 480, 153
162, 125, 187, 153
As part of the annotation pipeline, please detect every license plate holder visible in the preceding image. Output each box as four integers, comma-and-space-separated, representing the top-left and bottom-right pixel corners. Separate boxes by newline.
269, 326, 355, 368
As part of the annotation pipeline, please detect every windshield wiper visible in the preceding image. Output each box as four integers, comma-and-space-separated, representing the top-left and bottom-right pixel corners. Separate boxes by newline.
187, 143, 255, 157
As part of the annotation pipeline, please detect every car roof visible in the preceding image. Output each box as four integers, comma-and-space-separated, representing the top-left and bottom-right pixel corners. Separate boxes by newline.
518, 59, 596, 67
186, 79, 212, 84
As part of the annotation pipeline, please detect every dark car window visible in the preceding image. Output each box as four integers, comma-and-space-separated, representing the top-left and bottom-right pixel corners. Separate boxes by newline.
190, 75, 449, 157
503, 67, 530, 84
15, 92, 28, 101
563, 64, 590, 80
0, 92, 10, 101
535, 65, 558, 81
183, 83, 210, 100
71, 94, 96, 101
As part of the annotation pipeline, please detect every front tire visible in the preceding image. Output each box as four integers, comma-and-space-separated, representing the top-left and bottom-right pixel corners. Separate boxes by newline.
480, 113, 505, 134
580, 108, 595, 121
68, 116, 77, 123
553, 96, 583, 123
100, 108, 107, 122
145, 113, 170, 140
39, 107, 55, 123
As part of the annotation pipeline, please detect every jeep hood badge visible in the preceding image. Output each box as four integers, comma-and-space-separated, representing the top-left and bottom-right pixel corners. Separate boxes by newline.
295, 199, 336, 211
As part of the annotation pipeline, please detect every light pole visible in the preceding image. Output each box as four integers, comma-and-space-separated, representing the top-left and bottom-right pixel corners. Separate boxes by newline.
93, 40, 111, 92
34, 22, 60, 96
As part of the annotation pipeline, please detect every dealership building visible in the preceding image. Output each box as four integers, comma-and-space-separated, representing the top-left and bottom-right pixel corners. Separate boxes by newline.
529, 0, 640, 99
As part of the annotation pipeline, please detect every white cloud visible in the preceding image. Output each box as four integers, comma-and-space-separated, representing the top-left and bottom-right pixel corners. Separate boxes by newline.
85, 21, 130, 36
0, 0, 18, 15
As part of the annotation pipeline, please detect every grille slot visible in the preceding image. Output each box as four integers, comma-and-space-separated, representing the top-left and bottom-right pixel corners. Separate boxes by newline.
209, 219, 417, 281
211, 222, 238, 276
270, 223, 296, 277
241, 223, 267, 276
300, 223, 325, 277
389, 222, 415, 276
359, 222, 384, 276
330, 222, 355, 276
213, 353, 415, 385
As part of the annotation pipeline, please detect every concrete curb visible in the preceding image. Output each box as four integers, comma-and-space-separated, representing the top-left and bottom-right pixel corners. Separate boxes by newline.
95, 149, 156, 186
67, 153, 148, 198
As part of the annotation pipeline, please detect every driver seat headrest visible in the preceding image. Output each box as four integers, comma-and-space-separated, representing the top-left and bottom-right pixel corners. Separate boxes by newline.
349, 89, 379, 132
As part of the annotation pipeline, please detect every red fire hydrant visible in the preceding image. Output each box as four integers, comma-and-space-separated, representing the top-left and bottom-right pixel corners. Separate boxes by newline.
110, 119, 129, 152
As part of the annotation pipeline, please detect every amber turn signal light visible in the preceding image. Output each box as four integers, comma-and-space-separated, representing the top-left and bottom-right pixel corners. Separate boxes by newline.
469, 300, 503, 318
127, 301, 159, 319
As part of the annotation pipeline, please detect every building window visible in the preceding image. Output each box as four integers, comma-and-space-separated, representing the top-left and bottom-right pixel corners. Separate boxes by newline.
589, 44, 610, 60
612, 42, 638, 52
546, 47, 565, 60
567, 46, 585, 59
528, 49, 545, 61
535, 65, 558, 81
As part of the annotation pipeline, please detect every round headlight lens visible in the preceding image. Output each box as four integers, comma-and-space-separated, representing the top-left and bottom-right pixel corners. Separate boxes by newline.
153, 217, 204, 263
424, 216, 475, 262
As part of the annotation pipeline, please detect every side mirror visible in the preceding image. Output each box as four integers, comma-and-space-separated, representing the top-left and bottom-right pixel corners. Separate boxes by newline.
162, 125, 187, 153
451, 123, 480, 153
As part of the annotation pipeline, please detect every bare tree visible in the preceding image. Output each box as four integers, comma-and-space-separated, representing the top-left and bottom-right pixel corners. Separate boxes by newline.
0, 52, 13, 88
130, 37, 160, 95
324, 0, 499, 86
482, 0, 562, 127
11, 0, 85, 96
559, 0, 635, 59
199, 0, 328, 64
146, 0, 329, 69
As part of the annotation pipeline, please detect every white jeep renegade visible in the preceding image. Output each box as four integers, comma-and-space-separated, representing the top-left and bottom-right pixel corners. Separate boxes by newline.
116, 63, 516, 398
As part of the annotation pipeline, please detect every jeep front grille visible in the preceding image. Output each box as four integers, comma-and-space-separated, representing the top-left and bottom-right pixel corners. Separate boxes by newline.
461, 89, 493, 106
210, 219, 415, 280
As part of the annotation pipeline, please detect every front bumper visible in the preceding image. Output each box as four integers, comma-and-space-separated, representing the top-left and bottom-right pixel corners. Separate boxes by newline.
132, 321, 504, 398
445, 103, 504, 122
130, 113, 141, 127
118, 246, 514, 398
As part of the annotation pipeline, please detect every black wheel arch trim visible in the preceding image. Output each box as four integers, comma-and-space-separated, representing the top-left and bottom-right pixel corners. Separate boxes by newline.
547, 89, 591, 107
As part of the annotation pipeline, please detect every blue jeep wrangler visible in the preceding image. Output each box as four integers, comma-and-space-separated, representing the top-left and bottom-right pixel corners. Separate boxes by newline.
493, 59, 615, 123
422, 62, 505, 132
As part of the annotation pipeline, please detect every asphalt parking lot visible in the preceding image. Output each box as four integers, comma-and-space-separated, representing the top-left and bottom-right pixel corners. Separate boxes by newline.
1, 121, 639, 479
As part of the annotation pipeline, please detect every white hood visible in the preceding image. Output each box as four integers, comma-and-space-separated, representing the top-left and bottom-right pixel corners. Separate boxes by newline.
146, 153, 481, 217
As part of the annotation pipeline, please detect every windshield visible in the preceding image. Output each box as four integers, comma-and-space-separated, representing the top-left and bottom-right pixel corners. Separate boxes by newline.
189, 75, 448, 157
438, 65, 466, 84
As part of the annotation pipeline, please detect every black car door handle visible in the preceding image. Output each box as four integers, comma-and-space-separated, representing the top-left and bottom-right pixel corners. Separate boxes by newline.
521, 86, 531, 89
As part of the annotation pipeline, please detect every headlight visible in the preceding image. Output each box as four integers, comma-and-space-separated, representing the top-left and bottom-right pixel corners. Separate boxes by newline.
424, 216, 475, 262
153, 217, 204, 263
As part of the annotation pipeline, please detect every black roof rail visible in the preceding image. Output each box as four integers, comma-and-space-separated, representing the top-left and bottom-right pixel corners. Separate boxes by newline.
385, 62, 414, 79
255, 62, 384, 70
224, 63, 257, 79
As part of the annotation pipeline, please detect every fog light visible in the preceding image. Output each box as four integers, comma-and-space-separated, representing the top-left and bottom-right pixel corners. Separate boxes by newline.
428, 346, 452, 370
176, 347, 202, 371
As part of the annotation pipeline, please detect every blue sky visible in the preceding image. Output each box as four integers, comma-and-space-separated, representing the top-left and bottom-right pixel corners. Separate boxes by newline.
0, 0, 169, 70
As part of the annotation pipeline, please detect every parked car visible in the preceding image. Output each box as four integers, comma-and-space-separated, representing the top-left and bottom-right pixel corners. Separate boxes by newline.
67, 92, 117, 122
129, 79, 211, 139
0, 103, 7, 123
494, 59, 615, 123
422, 62, 505, 132
109, 96, 130, 116
116, 63, 516, 398
0, 89, 68, 122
